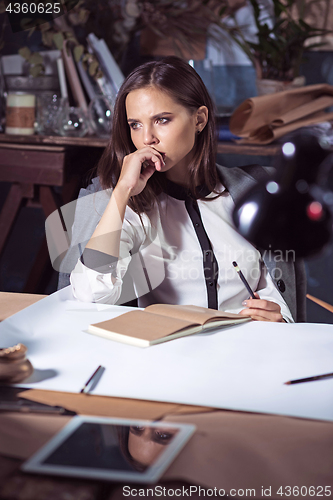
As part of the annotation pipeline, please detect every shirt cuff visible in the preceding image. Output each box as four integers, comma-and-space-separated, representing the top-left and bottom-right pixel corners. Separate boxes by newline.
80, 248, 118, 274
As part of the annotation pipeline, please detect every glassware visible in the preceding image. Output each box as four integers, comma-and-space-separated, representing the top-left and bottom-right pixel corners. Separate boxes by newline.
88, 95, 113, 138
36, 93, 61, 135
54, 98, 88, 137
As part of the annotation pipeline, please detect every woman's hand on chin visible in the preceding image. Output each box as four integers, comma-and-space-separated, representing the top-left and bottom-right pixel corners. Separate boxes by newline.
239, 293, 284, 322
117, 147, 165, 197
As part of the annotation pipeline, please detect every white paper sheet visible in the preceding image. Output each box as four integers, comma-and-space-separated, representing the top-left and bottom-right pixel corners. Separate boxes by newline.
1, 287, 333, 422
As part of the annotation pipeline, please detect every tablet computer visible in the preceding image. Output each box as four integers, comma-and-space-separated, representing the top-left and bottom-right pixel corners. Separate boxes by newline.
21, 416, 195, 483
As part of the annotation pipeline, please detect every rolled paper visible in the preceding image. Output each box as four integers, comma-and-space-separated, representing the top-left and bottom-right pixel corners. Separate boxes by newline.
5, 93, 36, 135
57, 57, 68, 99
229, 83, 333, 145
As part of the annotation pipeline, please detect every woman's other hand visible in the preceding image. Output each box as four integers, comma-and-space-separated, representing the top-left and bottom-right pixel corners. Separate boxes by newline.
239, 293, 284, 322
117, 147, 165, 197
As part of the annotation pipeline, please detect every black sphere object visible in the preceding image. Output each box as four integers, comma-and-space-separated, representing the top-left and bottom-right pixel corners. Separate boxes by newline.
232, 132, 333, 258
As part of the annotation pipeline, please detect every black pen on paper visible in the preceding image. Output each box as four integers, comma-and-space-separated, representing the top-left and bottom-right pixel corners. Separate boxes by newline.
80, 365, 104, 394
284, 372, 333, 385
232, 261, 256, 299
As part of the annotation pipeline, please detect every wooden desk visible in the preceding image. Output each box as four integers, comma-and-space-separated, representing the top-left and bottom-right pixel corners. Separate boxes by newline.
0, 134, 104, 293
0, 292, 46, 321
0, 293, 333, 500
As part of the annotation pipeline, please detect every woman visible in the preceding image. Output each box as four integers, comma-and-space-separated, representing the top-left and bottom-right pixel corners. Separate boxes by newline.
70, 57, 306, 322
117, 424, 177, 471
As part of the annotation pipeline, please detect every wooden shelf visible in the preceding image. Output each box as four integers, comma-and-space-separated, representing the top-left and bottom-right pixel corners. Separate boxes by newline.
0, 133, 108, 148
217, 141, 281, 156
0, 133, 281, 156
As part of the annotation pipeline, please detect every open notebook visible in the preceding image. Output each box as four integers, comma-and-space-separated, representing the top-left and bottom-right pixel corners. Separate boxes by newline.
87, 304, 251, 347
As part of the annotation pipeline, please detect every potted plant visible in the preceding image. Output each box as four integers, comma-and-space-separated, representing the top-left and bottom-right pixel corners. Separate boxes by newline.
234, 0, 332, 94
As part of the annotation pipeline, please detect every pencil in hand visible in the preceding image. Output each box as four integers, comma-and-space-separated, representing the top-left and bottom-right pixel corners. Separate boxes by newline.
232, 261, 256, 300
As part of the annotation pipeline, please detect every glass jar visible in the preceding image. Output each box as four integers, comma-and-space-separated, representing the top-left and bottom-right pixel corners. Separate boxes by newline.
88, 95, 113, 138
54, 97, 88, 137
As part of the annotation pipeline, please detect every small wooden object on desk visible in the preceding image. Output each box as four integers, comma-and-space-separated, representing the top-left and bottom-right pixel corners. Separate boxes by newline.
0, 343, 33, 383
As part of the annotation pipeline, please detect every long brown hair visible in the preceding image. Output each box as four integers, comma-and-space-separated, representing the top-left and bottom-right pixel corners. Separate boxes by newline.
97, 56, 219, 214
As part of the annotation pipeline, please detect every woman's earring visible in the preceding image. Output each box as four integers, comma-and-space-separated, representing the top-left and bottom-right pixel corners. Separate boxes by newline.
197, 129, 201, 134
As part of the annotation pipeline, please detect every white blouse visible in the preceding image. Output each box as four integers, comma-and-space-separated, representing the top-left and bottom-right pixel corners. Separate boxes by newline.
70, 183, 293, 322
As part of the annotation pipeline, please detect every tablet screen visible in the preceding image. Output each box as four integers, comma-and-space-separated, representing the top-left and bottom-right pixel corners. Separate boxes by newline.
22, 416, 195, 483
